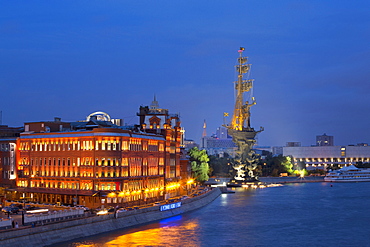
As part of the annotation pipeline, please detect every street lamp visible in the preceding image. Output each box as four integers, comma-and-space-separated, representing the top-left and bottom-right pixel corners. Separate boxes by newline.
187, 179, 194, 195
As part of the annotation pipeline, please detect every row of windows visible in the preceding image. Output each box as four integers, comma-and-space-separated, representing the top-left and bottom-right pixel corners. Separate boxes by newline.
296, 157, 370, 163
20, 157, 165, 168
18, 180, 93, 190
18, 178, 164, 193
20, 139, 164, 152
22, 167, 165, 178
21, 163, 165, 178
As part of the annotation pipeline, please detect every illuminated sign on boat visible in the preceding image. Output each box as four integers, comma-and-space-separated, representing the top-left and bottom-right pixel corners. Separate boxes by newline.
160, 202, 181, 211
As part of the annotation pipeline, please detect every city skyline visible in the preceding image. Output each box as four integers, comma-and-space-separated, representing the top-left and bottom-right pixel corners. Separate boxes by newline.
1, 1, 369, 147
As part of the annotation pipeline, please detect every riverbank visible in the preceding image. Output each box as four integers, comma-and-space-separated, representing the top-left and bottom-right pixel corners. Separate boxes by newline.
259, 176, 325, 183
0, 187, 221, 247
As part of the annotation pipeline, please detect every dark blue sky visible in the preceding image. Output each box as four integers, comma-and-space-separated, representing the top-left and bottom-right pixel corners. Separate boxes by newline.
1, 1, 369, 147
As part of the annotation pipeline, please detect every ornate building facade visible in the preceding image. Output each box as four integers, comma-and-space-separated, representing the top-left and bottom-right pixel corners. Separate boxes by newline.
14, 103, 186, 208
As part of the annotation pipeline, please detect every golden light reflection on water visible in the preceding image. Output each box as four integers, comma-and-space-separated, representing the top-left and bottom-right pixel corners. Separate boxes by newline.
73, 219, 199, 247
73, 244, 97, 247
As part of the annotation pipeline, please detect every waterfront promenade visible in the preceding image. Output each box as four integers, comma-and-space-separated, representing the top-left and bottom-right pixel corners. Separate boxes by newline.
0, 187, 221, 247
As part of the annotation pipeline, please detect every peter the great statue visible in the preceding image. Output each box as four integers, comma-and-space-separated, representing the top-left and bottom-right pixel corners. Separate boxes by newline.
225, 47, 264, 182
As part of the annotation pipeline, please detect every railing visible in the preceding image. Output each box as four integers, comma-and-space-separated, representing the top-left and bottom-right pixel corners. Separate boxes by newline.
0, 219, 13, 229
24, 209, 84, 225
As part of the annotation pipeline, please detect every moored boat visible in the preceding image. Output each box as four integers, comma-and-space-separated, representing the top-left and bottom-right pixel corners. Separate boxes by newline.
324, 165, 370, 182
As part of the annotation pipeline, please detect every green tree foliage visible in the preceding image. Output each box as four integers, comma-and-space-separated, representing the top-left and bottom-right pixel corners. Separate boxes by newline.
208, 153, 233, 177
281, 156, 293, 174
188, 147, 210, 183
260, 154, 287, 176
260, 154, 308, 177
307, 169, 326, 176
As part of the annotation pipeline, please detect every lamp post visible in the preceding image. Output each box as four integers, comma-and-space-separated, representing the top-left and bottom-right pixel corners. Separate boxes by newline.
20, 194, 26, 226
21, 210, 24, 226
186, 179, 194, 195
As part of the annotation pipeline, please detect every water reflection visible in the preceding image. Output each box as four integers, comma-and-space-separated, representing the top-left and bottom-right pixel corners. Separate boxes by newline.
53, 183, 370, 247
71, 243, 97, 247
71, 217, 200, 247
159, 215, 182, 226
220, 194, 229, 206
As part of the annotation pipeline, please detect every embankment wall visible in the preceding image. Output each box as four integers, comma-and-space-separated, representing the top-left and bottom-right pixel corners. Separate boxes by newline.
0, 188, 221, 247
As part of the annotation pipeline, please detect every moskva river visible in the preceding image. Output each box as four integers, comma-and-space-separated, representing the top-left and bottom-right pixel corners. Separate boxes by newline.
53, 182, 370, 247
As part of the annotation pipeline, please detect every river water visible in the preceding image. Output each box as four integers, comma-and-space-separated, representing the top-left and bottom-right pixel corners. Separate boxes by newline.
53, 182, 370, 247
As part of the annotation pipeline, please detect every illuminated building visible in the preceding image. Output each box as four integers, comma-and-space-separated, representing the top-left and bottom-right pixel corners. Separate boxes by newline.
284, 145, 370, 170
0, 125, 23, 189
15, 105, 185, 208
137, 97, 184, 180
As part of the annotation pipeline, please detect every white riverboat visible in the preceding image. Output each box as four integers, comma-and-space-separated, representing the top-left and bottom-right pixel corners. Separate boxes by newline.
324, 165, 370, 182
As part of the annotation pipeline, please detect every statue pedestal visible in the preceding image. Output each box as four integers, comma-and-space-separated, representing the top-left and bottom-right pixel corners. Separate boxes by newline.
228, 128, 262, 182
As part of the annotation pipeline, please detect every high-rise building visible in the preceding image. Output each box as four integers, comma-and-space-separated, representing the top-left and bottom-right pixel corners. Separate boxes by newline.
216, 126, 230, 139
316, 133, 334, 146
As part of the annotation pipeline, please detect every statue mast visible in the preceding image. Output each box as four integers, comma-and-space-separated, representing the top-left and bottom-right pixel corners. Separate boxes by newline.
231, 47, 255, 131
226, 47, 263, 182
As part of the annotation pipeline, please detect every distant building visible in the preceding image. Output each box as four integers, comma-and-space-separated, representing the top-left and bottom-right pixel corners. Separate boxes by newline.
24, 117, 71, 133
316, 133, 333, 146
286, 142, 301, 147
200, 125, 236, 157
183, 139, 198, 151
272, 146, 283, 156
215, 126, 230, 139
283, 145, 370, 170
201, 136, 236, 157
254, 146, 272, 159
356, 143, 368, 147
254, 146, 272, 153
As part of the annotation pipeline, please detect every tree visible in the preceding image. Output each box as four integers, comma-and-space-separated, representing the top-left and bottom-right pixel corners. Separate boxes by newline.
209, 153, 233, 177
260, 154, 305, 177
281, 156, 294, 174
260, 154, 287, 176
188, 147, 210, 183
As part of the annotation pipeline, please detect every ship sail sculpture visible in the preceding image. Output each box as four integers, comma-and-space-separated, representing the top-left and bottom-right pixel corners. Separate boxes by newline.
225, 47, 264, 181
